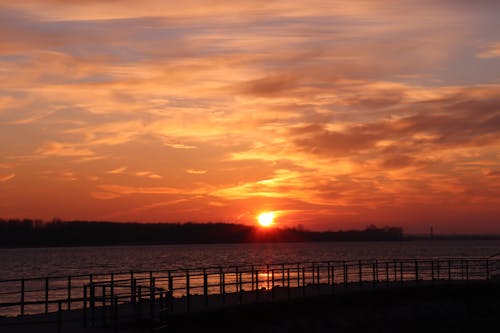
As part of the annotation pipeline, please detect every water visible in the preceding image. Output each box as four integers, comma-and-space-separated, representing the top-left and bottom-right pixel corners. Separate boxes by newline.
1, 240, 500, 280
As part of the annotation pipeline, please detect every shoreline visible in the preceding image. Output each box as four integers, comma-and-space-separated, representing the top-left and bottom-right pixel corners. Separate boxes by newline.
3, 238, 500, 250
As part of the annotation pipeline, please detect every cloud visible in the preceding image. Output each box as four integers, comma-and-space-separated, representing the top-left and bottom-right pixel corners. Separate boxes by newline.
135, 171, 162, 179
107, 167, 127, 174
90, 191, 122, 200
478, 42, 500, 59
486, 170, 500, 177
291, 85, 500, 158
36, 142, 94, 157
164, 142, 197, 149
0, 163, 14, 169
0, 173, 15, 182
1, 1, 500, 231
186, 169, 207, 174
97, 184, 208, 195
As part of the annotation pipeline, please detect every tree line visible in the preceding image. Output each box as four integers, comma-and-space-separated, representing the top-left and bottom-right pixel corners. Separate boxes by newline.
0, 219, 404, 248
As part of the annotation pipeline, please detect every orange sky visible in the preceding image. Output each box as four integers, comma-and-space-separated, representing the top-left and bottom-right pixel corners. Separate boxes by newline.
0, 1, 499, 233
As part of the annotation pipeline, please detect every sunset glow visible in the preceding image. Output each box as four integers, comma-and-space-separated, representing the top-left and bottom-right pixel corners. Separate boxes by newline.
257, 212, 276, 228
0, 1, 499, 233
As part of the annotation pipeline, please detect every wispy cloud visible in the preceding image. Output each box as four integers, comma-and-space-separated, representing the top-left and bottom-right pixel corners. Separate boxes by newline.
0, 173, 15, 182
135, 171, 162, 179
36, 142, 94, 157
478, 42, 500, 59
107, 167, 127, 174
163, 142, 197, 149
186, 169, 207, 174
97, 184, 209, 196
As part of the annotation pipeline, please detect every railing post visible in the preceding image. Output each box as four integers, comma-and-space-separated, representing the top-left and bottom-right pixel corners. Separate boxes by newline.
239, 267, 243, 292
280, 264, 284, 287
235, 266, 239, 292
297, 264, 300, 287
185, 269, 190, 312
203, 268, 208, 308
221, 269, 226, 304
437, 260, 440, 280
110, 273, 114, 306
448, 260, 452, 281
113, 296, 118, 333
316, 266, 320, 293
302, 267, 306, 297
255, 269, 259, 302
57, 300, 62, 333
20, 279, 25, 317
331, 264, 335, 293
131, 278, 136, 306
327, 262, 331, 285
239, 270, 243, 304
168, 271, 173, 313
343, 262, 348, 287
414, 260, 419, 284
399, 262, 403, 286
130, 271, 135, 309
372, 262, 376, 287
465, 260, 469, 281
219, 267, 223, 295
332, 264, 336, 286
251, 265, 255, 291
83, 285, 88, 328
271, 269, 275, 300
287, 268, 291, 300
150, 276, 156, 319
67, 276, 72, 311
102, 285, 107, 327
90, 283, 96, 327
385, 262, 389, 285
486, 259, 490, 280
358, 260, 362, 285
149, 271, 154, 299
266, 264, 270, 290
137, 286, 143, 319
161, 292, 168, 323
431, 260, 435, 281
45, 277, 49, 314
158, 292, 163, 323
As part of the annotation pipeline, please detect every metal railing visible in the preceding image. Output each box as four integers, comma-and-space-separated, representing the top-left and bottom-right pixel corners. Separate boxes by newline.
82, 279, 169, 331
0, 257, 499, 330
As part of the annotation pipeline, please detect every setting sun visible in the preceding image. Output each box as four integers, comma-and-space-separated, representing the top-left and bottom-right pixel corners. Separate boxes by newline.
257, 212, 275, 227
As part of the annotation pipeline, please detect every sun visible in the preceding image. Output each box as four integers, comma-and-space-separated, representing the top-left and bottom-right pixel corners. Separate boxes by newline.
257, 212, 275, 227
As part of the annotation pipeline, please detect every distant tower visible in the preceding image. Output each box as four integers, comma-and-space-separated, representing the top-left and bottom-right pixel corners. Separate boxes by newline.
430, 226, 434, 240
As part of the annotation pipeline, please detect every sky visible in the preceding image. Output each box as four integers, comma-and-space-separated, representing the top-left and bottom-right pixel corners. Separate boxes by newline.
0, 1, 499, 233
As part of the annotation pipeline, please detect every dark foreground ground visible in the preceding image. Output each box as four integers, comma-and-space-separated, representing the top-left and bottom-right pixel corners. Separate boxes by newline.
167, 283, 500, 333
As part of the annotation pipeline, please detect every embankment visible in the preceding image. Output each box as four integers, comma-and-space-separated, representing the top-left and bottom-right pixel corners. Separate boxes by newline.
168, 282, 500, 333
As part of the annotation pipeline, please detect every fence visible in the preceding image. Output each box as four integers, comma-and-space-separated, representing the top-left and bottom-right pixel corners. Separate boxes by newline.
0, 257, 499, 330
1, 257, 498, 317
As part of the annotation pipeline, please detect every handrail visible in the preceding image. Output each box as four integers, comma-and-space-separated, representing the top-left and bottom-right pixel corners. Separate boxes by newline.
0, 257, 498, 319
